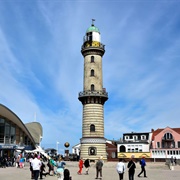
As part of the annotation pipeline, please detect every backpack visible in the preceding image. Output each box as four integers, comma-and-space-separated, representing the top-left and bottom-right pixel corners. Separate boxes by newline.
139, 160, 142, 165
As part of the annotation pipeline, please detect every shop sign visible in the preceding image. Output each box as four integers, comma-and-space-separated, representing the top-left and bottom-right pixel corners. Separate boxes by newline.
0, 145, 15, 149
15, 146, 25, 150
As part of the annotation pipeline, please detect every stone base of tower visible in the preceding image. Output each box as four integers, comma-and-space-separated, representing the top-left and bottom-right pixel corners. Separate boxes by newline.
80, 138, 107, 161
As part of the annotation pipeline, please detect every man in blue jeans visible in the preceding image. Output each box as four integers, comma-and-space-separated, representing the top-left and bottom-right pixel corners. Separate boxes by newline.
138, 156, 147, 178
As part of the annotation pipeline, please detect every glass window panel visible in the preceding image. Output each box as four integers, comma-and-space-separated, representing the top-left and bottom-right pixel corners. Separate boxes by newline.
0, 118, 5, 123
178, 141, 180, 148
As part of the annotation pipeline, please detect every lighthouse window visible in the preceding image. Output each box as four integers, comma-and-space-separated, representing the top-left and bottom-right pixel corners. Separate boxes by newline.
91, 84, 95, 91
91, 56, 94, 62
90, 124, 95, 132
89, 147, 96, 155
90, 69, 94, 76
87, 32, 92, 41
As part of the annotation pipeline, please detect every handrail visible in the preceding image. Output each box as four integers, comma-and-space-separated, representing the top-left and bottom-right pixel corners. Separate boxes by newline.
81, 43, 105, 50
79, 90, 108, 97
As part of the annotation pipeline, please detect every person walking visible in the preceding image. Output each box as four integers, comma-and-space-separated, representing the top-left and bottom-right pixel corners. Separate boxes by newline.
127, 155, 136, 180
40, 159, 48, 179
84, 158, 90, 175
77, 157, 84, 175
170, 156, 174, 166
95, 157, 103, 179
31, 154, 42, 180
116, 158, 126, 180
47, 159, 53, 175
138, 156, 147, 178
11, 156, 15, 167
16, 155, 20, 168
29, 155, 34, 179
56, 157, 66, 180
19, 157, 24, 168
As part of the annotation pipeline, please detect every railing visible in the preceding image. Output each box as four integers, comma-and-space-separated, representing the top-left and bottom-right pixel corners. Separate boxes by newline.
81, 43, 105, 51
124, 139, 149, 143
79, 90, 108, 98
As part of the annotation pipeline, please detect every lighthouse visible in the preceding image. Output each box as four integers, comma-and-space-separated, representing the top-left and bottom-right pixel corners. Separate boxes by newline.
78, 20, 108, 161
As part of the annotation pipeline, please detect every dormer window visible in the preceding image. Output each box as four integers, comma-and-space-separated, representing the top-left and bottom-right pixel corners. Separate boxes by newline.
141, 135, 146, 140
125, 136, 129, 140
164, 133, 173, 140
134, 136, 138, 141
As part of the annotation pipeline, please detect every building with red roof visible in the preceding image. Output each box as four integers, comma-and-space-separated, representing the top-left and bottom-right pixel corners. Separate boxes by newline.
151, 127, 180, 160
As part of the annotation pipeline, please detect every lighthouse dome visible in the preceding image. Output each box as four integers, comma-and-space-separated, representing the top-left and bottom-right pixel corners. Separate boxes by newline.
86, 25, 100, 33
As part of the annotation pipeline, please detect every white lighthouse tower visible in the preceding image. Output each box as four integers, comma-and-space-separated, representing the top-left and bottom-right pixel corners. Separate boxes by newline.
78, 20, 108, 161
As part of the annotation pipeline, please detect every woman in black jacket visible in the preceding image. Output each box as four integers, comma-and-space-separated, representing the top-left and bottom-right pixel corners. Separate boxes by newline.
127, 155, 136, 180
84, 158, 90, 175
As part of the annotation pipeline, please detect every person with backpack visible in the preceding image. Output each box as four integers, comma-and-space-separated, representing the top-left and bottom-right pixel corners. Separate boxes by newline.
127, 155, 136, 180
138, 156, 147, 178
116, 158, 126, 180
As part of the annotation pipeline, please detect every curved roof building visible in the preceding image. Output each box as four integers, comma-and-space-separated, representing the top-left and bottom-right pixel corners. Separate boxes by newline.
0, 104, 42, 157
25, 122, 43, 144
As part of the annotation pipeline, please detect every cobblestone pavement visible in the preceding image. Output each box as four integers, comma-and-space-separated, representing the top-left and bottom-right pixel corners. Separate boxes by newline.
0, 161, 180, 180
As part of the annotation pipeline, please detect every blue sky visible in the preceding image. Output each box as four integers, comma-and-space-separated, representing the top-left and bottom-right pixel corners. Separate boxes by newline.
0, 0, 180, 154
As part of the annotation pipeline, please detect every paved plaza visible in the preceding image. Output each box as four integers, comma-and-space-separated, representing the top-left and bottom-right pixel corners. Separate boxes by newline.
0, 161, 180, 180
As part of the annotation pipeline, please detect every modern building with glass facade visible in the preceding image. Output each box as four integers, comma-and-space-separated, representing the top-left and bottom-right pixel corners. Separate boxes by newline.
0, 104, 42, 158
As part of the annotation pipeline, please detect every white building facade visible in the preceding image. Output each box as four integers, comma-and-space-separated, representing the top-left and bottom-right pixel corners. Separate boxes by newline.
117, 132, 152, 159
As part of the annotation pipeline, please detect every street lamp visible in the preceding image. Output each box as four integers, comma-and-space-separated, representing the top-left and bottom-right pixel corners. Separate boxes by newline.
56, 141, 59, 154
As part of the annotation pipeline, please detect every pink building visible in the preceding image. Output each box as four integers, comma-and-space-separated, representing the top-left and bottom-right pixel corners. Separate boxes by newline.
151, 127, 180, 160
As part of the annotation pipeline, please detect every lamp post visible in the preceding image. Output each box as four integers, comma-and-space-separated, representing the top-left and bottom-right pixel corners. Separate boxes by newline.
56, 141, 59, 155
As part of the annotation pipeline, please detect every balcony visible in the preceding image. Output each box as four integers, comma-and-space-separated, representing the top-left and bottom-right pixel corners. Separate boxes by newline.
81, 43, 105, 51
78, 90, 108, 98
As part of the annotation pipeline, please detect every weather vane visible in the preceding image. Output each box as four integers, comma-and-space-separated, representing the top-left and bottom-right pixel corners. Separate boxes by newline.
92, 19, 95, 26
